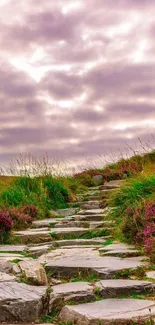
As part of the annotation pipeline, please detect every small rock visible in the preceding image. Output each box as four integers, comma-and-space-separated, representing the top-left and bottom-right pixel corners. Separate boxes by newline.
0, 271, 16, 282
50, 278, 62, 285
146, 271, 155, 280
92, 175, 104, 186
0, 260, 13, 273
19, 260, 48, 285
12, 264, 21, 275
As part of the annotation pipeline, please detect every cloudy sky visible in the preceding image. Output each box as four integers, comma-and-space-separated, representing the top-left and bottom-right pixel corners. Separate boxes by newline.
0, 0, 155, 167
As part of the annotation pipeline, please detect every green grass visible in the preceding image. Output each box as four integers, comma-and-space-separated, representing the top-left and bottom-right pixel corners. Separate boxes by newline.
71, 272, 101, 283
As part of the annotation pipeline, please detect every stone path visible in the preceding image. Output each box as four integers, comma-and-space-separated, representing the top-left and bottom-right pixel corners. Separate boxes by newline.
0, 180, 155, 324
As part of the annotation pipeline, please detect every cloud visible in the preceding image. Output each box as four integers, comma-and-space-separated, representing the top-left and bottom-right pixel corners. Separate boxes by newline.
0, 0, 155, 166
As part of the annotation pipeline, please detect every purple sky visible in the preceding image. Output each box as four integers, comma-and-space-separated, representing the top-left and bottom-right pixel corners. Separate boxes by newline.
0, 0, 155, 166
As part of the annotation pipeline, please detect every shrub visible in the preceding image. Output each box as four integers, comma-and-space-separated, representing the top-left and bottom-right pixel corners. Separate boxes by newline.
3, 207, 32, 230
110, 174, 155, 260
22, 205, 38, 218
43, 176, 70, 209
0, 211, 13, 243
2, 186, 24, 206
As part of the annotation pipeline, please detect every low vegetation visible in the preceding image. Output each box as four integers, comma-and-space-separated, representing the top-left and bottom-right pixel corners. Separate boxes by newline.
0, 147, 155, 260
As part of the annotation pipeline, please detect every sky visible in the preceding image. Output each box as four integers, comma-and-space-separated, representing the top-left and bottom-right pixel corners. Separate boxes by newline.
0, 0, 155, 168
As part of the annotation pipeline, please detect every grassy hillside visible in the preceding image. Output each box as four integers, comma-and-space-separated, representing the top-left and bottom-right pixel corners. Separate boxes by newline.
0, 150, 154, 257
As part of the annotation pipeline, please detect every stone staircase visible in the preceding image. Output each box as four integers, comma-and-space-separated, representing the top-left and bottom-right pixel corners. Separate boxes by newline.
0, 180, 155, 324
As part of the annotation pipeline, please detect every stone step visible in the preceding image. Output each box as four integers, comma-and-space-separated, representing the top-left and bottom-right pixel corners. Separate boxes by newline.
0, 245, 27, 253
100, 249, 141, 257
99, 243, 140, 257
100, 180, 125, 190
50, 227, 111, 240
75, 214, 105, 221
52, 238, 109, 247
0, 253, 29, 262
50, 282, 95, 309
14, 230, 52, 244
50, 227, 90, 239
95, 279, 154, 297
77, 194, 101, 201
54, 207, 79, 217
79, 201, 101, 210
33, 218, 63, 228
59, 299, 155, 324
53, 220, 110, 229
41, 247, 148, 279
80, 208, 107, 215
0, 282, 48, 322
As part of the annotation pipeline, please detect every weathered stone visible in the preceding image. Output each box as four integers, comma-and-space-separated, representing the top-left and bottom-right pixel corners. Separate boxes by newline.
146, 271, 155, 280
14, 230, 52, 244
95, 279, 154, 297
0, 272, 16, 282
0, 245, 26, 252
101, 180, 124, 189
53, 238, 107, 247
79, 201, 101, 209
100, 249, 140, 257
50, 282, 94, 310
80, 208, 106, 215
19, 260, 48, 285
33, 218, 63, 228
0, 253, 27, 261
59, 299, 155, 324
40, 247, 148, 279
28, 245, 50, 257
92, 175, 104, 186
50, 227, 90, 238
0, 260, 13, 273
76, 214, 105, 221
99, 243, 135, 251
55, 208, 79, 217
0, 282, 48, 322
12, 264, 21, 275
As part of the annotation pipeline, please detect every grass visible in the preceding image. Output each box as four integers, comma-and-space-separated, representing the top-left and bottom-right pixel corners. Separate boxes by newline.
108, 172, 155, 261
71, 272, 101, 284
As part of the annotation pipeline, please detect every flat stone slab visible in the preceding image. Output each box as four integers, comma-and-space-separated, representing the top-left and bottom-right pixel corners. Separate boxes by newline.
14, 230, 52, 244
53, 238, 107, 247
55, 208, 79, 217
146, 271, 155, 280
95, 279, 154, 297
0, 253, 27, 262
99, 243, 135, 251
80, 209, 106, 215
50, 227, 89, 237
40, 248, 148, 279
59, 299, 155, 324
100, 249, 140, 257
0, 282, 48, 322
0, 272, 16, 282
28, 244, 50, 257
76, 214, 105, 221
33, 218, 62, 228
0, 245, 26, 252
50, 282, 94, 309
